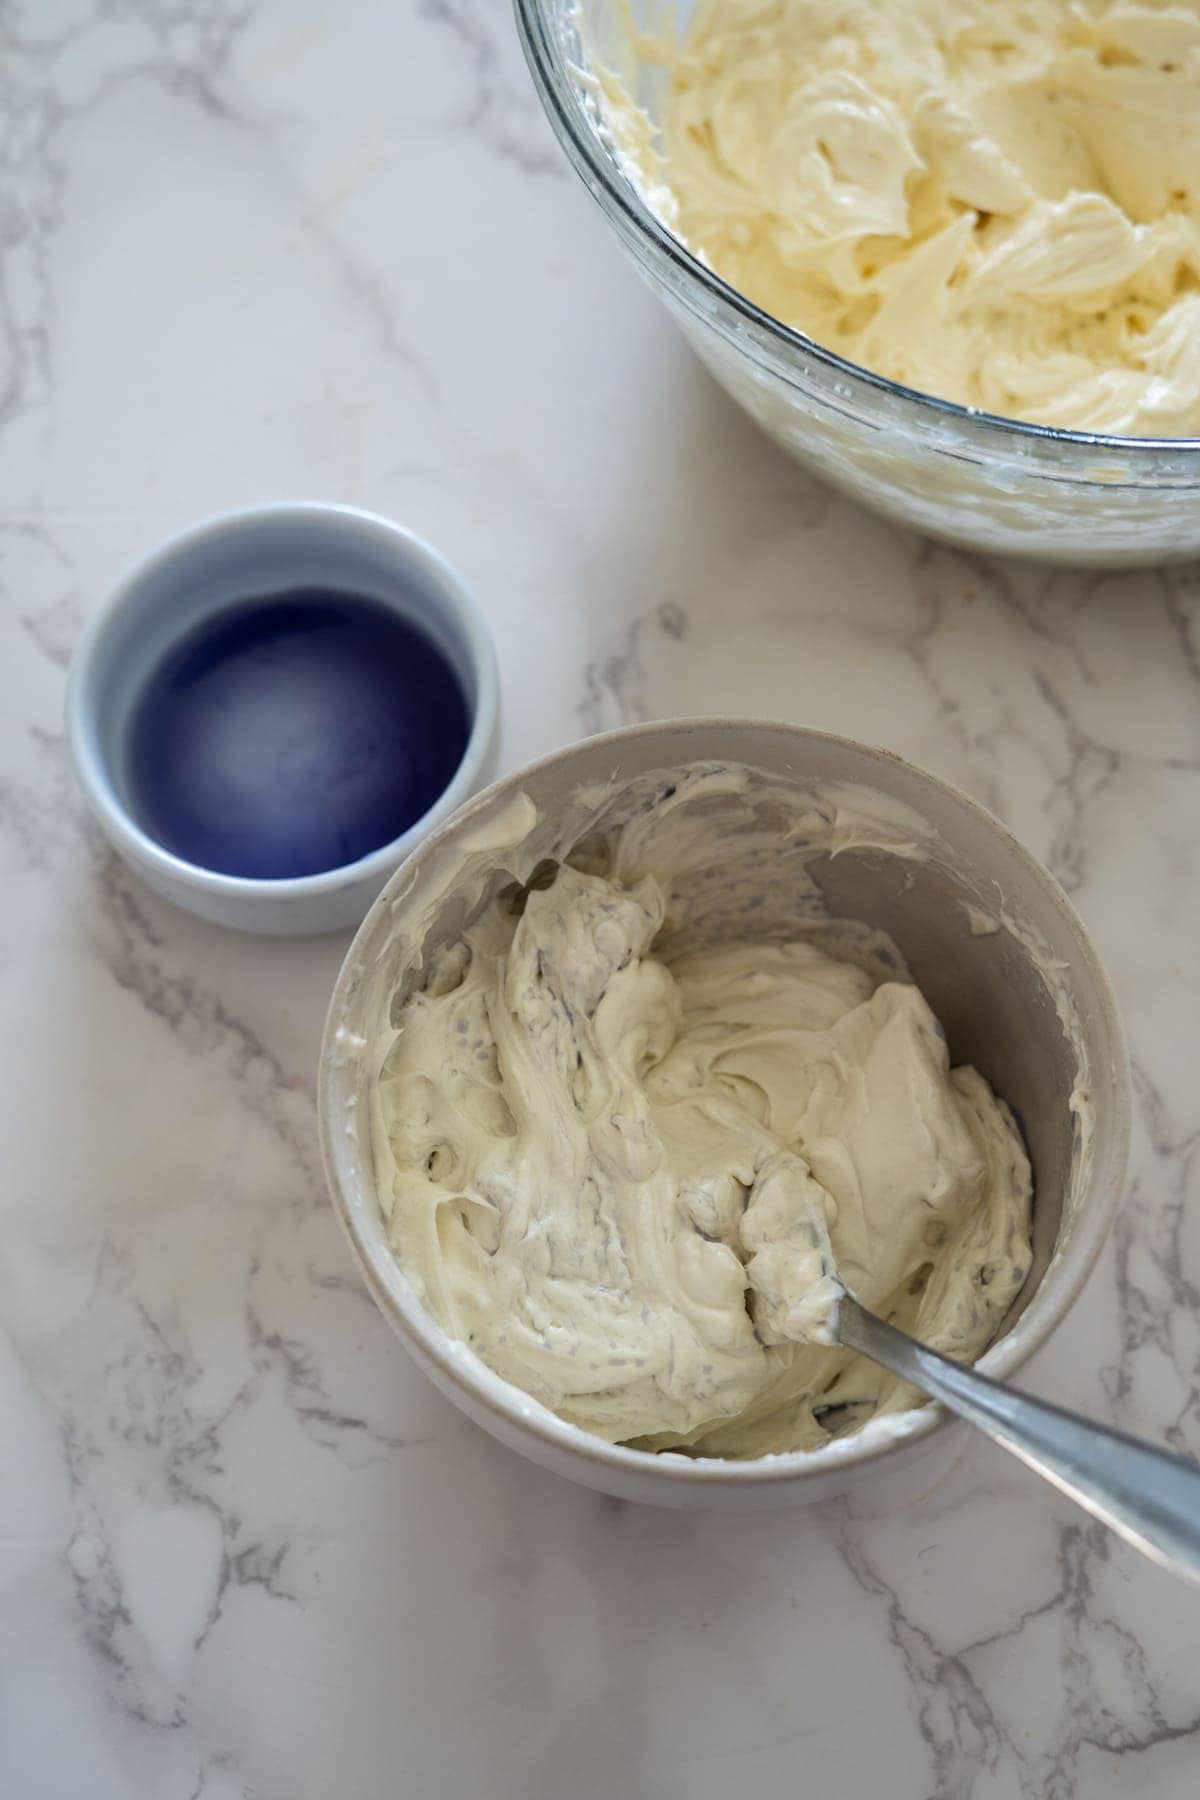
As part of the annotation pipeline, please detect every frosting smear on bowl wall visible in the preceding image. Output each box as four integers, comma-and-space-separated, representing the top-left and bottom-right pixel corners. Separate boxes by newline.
599, 0, 1200, 433
369, 767, 1034, 1458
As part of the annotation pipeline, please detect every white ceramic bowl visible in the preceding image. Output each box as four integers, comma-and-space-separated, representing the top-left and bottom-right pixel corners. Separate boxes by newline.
320, 720, 1130, 1506
66, 503, 499, 935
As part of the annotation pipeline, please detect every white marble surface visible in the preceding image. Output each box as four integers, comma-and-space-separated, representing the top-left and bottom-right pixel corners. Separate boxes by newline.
2, 2, 1200, 1795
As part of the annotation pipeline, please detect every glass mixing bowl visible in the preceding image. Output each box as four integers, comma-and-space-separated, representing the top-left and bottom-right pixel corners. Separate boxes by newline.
515, 0, 1200, 566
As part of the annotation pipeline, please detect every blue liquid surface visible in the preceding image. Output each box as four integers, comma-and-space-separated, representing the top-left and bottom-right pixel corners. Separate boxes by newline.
127, 588, 470, 880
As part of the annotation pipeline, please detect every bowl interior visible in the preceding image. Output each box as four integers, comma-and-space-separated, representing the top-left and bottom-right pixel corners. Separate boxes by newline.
322, 722, 1129, 1482
569, 0, 684, 125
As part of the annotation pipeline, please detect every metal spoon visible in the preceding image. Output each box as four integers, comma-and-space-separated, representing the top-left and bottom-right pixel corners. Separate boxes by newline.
836, 1293, 1200, 1588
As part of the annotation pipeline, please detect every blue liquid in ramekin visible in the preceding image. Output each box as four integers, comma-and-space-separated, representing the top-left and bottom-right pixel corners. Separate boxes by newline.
126, 588, 470, 880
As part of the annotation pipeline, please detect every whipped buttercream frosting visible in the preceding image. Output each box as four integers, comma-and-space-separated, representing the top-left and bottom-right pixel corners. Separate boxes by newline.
598, 0, 1200, 433
369, 766, 1034, 1457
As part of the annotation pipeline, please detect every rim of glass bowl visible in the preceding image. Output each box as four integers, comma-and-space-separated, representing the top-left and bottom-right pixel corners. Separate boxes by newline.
514, 0, 1200, 473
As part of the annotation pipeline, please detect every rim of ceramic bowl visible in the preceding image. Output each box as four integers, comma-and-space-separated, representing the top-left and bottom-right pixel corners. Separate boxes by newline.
65, 501, 500, 906
319, 718, 1132, 1490
513, 0, 1200, 463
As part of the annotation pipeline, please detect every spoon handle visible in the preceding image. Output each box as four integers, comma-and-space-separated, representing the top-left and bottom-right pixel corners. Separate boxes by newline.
837, 1294, 1200, 1588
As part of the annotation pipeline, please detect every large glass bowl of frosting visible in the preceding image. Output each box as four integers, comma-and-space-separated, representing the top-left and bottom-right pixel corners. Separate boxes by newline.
515, 0, 1200, 564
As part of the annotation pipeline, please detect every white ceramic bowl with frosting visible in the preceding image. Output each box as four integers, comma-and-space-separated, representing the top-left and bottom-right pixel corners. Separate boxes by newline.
319, 720, 1129, 1507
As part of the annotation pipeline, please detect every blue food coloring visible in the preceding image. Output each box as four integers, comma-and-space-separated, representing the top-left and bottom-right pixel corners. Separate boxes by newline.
126, 588, 470, 879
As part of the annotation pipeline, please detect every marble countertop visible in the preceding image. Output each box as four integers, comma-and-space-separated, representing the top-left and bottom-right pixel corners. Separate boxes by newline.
3, 3, 1199, 1796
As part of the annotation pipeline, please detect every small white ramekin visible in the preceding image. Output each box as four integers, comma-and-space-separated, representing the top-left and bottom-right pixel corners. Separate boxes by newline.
65, 502, 499, 935
320, 720, 1130, 1507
